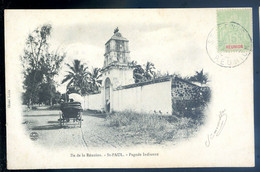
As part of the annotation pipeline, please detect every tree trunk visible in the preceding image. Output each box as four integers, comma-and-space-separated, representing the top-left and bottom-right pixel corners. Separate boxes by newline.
28, 98, 32, 109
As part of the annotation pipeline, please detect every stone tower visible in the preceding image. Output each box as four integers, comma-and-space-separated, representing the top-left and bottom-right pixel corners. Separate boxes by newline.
101, 28, 134, 112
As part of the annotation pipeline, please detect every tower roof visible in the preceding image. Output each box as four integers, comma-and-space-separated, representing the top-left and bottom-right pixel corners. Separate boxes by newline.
105, 27, 128, 44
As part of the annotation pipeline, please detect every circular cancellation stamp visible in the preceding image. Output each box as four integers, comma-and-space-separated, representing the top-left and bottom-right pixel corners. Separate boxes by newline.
206, 9, 252, 68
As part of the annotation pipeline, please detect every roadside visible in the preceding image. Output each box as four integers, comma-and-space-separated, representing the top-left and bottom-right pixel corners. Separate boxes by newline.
22, 109, 202, 149
22, 110, 131, 150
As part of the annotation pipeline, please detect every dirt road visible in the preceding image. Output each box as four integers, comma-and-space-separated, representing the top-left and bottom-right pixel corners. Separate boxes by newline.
23, 110, 128, 150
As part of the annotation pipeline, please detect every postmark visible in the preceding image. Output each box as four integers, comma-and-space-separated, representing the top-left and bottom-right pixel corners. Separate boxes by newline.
206, 9, 252, 68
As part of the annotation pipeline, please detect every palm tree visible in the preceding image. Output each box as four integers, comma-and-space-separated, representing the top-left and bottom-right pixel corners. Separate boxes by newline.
61, 59, 90, 96
189, 69, 209, 86
143, 61, 156, 80
132, 61, 157, 83
131, 60, 145, 83
89, 67, 102, 93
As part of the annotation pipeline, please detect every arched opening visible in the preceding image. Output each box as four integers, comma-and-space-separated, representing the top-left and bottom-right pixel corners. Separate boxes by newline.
105, 77, 111, 112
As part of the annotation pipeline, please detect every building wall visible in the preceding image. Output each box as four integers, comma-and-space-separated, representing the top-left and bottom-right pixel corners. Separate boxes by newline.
171, 78, 200, 100
83, 77, 202, 116
83, 93, 103, 111
112, 80, 172, 115
171, 78, 210, 116
102, 68, 134, 90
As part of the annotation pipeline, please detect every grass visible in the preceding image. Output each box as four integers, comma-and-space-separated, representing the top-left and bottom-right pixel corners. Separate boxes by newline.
106, 111, 204, 145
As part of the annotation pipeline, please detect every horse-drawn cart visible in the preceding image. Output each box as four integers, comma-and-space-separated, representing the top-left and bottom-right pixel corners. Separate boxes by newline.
59, 102, 83, 128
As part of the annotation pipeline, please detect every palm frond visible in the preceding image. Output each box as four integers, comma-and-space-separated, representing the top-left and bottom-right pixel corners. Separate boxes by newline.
61, 74, 73, 84
66, 63, 76, 73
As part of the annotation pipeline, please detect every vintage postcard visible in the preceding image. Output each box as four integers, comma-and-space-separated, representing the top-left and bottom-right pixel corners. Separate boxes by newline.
5, 9, 254, 169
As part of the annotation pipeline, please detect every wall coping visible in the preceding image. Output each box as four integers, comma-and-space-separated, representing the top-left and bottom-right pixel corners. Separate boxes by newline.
114, 76, 172, 91
173, 77, 199, 87
85, 75, 206, 95
114, 75, 206, 91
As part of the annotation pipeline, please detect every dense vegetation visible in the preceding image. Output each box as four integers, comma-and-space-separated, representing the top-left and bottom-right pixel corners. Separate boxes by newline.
62, 60, 102, 96
21, 24, 65, 107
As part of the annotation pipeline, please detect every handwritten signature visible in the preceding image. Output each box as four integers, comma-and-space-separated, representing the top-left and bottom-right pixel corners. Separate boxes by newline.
205, 110, 227, 147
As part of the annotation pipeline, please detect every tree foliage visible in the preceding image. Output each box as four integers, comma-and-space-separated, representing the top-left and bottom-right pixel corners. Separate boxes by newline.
132, 60, 209, 88
62, 59, 90, 96
143, 61, 156, 80
188, 69, 209, 86
132, 61, 157, 83
89, 67, 102, 93
38, 82, 57, 105
62, 60, 103, 96
21, 24, 65, 106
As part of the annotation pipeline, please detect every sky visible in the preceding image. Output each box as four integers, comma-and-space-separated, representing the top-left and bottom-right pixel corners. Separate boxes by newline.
7, 9, 216, 93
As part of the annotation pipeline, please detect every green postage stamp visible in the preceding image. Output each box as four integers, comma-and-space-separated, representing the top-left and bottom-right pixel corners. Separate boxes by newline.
217, 9, 252, 52
207, 8, 252, 68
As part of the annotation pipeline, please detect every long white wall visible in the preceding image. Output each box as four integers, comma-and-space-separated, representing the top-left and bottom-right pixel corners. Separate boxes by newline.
83, 80, 172, 115
83, 93, 102, 111
112, 80, 172, 115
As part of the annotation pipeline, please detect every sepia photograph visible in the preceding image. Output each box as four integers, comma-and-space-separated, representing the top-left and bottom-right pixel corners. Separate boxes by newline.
5, 9, 254, 169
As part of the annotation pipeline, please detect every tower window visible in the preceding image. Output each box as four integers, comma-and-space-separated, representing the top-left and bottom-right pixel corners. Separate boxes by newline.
116, 41, 124, 51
